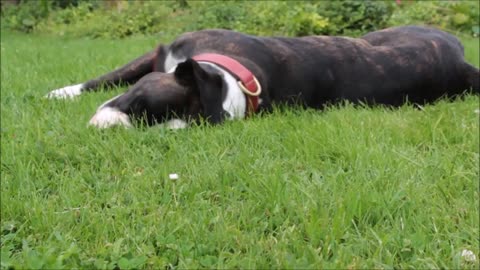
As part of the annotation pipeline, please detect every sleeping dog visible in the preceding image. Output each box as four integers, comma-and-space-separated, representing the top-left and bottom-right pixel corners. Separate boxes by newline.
46, 25, 479, 128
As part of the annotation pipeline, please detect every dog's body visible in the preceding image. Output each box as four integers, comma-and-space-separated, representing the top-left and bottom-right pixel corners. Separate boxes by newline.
46, 26, 479, 128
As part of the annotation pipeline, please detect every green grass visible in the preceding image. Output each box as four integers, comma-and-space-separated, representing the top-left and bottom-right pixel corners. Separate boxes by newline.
1, 31, 479, 269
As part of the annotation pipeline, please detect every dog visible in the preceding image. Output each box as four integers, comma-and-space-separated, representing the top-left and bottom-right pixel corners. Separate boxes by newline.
46, 25, 479, 129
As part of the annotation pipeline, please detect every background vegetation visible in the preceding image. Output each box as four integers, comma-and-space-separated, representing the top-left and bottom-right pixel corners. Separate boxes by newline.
1, 0, 479, 39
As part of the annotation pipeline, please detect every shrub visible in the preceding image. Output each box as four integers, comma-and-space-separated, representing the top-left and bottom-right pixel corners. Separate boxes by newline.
1, 0, 478, 39
35, 1, 174, 39
1, 0, 51, 32
29, 1, 332, 39
0, 0, 98, 33
389, 1, 480, 36
239, 1, 329, 36
187, 1, 391, 37
316, 1, 396, 36
186, 1, 329, 37
189, 1, 247, 31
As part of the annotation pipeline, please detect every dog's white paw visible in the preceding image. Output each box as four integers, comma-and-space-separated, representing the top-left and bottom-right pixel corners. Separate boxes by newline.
88, 107, 132, 129
45, 84, 83, 99
165, 119, 188, 129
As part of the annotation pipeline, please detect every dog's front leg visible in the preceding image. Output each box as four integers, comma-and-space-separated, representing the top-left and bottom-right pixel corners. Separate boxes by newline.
46, 47, 164, 99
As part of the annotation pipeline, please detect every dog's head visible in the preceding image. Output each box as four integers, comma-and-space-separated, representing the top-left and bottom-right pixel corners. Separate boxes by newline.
89, 58, 248, 129
173, 58, 236, 124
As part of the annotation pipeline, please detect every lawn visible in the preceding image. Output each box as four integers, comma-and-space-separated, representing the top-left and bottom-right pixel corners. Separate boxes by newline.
1, 31, 479, 269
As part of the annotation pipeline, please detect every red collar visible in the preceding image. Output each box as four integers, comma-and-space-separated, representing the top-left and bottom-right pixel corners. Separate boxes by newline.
192, 53, 261, 116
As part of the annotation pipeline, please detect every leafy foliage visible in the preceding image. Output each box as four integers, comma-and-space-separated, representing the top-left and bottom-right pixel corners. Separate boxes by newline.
3, 0, 477, 39
316, 1, 396, 36
34, 1, 173, 39
188, 1, 329, 36
389, 1, 480, 36
0, 0, 51, 33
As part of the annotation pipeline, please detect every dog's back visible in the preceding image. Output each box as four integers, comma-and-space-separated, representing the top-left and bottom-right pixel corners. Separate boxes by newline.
165, 26, 478, 107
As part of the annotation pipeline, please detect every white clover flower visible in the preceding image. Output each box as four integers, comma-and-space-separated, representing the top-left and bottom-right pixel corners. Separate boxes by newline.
461, 249, 477, 263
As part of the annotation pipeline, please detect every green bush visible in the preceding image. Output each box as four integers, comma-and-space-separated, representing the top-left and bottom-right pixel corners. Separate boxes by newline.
239, 1, 329, 36
1, 0, 50, 32
389, 1, 480, 36
187, 1, 391, 37
0, 0, 98, 32
316, 1, 396, 36
35, 1, 173, 39
185, 1, 329, 37
1, 0, 478, 39
190, 1, 247, 31
6, 1, 333, 39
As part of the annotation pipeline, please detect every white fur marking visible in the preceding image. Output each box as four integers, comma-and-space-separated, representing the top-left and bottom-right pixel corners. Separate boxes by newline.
165, 118, 188, 129
198, 62, 246, 120
88, 107, 132, 129
164, 52, 186, 73
45, 83, 84, 99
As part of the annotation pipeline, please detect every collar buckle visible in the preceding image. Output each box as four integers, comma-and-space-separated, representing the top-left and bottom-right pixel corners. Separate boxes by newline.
237, 77, 262, 97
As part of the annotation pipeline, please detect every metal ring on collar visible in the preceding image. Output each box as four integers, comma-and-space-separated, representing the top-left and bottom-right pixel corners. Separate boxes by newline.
237, 77, 262, 96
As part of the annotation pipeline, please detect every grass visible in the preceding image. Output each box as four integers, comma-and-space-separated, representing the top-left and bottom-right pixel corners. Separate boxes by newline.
1, 31, 479, 269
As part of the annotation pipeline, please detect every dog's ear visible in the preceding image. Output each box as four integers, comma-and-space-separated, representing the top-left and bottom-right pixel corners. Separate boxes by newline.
174, 59, 225, 124
174, 59, 201, 86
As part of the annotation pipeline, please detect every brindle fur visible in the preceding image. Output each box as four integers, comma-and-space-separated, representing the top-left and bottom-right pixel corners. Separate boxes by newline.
75, 26, 480, 125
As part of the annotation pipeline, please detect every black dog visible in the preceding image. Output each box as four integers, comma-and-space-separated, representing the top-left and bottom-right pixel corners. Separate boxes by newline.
46, 25, 479, 129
